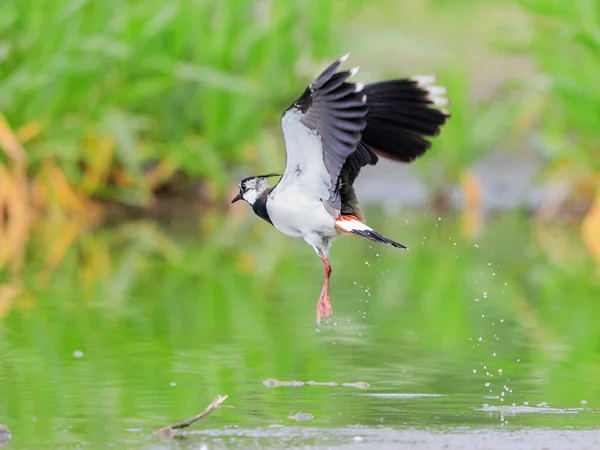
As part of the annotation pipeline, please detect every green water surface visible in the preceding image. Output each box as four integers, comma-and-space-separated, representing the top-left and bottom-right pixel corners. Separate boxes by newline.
1, 208, 599, 448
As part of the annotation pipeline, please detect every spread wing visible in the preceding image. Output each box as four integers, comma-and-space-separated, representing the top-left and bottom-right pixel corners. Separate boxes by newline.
274, 53, 368, 216
273, 54, 451, 220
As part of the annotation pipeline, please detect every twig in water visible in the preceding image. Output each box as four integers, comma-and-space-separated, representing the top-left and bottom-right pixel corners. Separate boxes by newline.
157, 394, 228, 438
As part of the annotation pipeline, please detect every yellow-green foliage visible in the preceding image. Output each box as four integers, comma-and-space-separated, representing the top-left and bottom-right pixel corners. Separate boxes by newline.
520, 0, 600, 171
0, 0, 354, 203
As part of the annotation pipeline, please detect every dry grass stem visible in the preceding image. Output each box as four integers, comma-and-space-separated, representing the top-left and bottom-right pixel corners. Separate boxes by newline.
156, 394, 228, 438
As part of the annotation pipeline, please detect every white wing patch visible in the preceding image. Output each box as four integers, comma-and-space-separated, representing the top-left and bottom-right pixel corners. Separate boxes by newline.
276, 108, 332, 201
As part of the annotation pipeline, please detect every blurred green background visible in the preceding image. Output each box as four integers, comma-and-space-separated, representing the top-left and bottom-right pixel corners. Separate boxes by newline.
1, 0, 600, 448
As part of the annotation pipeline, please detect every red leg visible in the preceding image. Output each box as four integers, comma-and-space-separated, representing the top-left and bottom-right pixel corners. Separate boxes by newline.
316, 254, 332, 325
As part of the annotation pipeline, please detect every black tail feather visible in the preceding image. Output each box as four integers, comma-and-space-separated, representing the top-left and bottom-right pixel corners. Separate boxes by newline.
350, 228, 407, 249
361, 78, 450, 163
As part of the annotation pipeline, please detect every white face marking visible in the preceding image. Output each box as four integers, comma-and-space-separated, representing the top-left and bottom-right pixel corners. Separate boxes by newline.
242, 189, 258, 205
240, 177, 270, 205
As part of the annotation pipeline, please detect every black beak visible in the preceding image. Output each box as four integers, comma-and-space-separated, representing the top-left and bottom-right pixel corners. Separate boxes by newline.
231, 193, 243, 203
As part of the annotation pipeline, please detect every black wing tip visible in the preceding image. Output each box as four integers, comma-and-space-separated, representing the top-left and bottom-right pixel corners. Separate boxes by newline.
288, 53, 362, 114
311, 53, 356, 90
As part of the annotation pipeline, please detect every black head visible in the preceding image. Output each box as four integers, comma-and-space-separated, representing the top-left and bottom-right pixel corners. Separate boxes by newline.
231, 173, 281, 205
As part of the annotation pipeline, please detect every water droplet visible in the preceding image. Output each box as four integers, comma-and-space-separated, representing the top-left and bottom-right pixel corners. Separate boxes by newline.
473, 369, 477, 374
73, 350, 84, 359
170, 382, 177, 387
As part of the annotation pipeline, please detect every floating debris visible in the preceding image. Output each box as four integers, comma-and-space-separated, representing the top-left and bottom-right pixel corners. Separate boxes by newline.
263, 379, 369, 389
156, 394, 228, 438
287, 412, 314, 422
0, 425, 11, 444
476, 404, 587, 415
361, 393, 442, 398
307, 380, 338, 386
263, 379, 305, 388
342, 381, 370, 389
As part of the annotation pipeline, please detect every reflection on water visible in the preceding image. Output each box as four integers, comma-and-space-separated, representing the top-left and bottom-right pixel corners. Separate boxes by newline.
0, 208, 599, 448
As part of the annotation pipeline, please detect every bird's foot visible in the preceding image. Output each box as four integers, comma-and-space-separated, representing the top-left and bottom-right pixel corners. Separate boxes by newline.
316, 296, 333, 327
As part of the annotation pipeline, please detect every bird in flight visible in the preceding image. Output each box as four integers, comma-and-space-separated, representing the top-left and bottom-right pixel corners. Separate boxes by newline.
232, 53, 450, 326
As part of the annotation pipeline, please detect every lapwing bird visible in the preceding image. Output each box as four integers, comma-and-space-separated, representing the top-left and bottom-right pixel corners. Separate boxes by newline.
232, 54, 450, 325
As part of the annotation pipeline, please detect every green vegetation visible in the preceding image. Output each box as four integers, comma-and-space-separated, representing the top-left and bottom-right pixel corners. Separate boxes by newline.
1, 0, 597, 206
520, 0, 600, 173
1, 1, 599, 447
1, 0, 355, 203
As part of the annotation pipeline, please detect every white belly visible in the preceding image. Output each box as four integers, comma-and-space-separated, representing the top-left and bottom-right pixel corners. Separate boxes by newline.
267, 187, 337, 241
